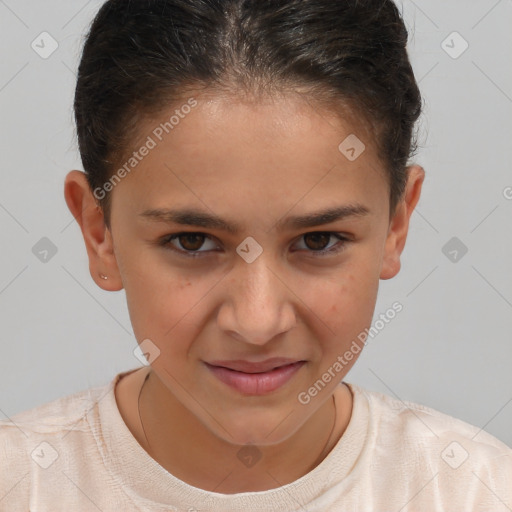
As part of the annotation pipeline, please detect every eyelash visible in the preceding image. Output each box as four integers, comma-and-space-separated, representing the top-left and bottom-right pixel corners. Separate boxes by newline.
158, 232, 351, 258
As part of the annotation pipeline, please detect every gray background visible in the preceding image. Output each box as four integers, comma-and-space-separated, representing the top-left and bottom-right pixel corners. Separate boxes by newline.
0, 0, 511, 447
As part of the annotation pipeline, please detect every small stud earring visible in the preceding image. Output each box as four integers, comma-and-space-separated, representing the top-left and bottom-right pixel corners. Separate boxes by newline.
99, 273, 108, 280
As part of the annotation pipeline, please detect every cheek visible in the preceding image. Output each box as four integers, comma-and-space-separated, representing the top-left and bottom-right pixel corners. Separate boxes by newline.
123, 263, 204, 346
311, 262, 380, 343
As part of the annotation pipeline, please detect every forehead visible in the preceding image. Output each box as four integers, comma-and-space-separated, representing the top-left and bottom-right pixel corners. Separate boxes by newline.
111, 93, 387, 217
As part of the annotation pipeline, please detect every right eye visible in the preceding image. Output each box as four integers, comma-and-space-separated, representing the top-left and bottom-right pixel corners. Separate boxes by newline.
159, 232, 220, 258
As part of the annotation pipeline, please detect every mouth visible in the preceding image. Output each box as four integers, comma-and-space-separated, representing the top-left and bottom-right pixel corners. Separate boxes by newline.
204, 359, 306, 395
205, 357, 305, 373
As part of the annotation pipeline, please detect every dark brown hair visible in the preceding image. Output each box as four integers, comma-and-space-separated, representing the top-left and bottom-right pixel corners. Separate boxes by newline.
74, 0, 422, 228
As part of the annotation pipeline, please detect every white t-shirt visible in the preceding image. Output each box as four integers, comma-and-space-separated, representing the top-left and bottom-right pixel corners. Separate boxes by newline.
1, 366, 511, 511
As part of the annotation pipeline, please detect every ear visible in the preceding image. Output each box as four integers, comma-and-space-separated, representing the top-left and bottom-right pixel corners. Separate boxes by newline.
63, 170, 123, 291
380, 165, 425, 280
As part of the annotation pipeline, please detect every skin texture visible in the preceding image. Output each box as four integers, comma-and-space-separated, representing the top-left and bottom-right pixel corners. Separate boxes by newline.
64, 92, 424, 493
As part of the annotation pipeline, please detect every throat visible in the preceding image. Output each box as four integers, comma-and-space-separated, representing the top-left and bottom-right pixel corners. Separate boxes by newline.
126, 369, 351, 494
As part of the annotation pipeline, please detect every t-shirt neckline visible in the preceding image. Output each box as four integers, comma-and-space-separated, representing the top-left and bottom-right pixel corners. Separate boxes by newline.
92, 366, 370, 511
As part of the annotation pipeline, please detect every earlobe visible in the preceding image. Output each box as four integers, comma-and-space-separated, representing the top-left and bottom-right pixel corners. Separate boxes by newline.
63, 170, 124, 291
380, 165, 425, 280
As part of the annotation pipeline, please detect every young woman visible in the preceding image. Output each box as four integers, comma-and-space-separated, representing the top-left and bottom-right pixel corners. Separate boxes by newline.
1, 0, 511, 510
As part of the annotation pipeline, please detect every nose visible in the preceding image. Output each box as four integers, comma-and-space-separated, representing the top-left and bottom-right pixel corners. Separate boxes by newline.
217, 255, 297, 346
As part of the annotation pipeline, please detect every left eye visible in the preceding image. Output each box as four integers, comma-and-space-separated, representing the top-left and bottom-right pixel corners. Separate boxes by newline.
294, 232, 349, 255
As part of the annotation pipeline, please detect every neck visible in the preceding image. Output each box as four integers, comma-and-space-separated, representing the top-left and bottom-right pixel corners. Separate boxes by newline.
137, 369, 348, 494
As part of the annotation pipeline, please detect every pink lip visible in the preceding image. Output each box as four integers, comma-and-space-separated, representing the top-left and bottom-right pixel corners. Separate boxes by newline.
207, 357, 302, 373
204, 360, 305, 395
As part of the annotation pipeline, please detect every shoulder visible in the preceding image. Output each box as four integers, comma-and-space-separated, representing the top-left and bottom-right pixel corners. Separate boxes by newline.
0, 381, 108, 437
352, 383, 510, 450
347, 382, 512, 506
0, 379, 111, 508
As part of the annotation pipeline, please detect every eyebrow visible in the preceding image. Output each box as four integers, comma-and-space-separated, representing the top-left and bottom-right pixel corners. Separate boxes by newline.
139, 204, 370, 234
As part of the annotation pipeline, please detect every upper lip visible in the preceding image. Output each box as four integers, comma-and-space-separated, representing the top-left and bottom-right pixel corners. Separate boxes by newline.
206, 357, 304, 373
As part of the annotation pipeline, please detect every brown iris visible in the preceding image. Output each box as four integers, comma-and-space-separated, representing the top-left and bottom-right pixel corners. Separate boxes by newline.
177, 233, 206, 251
303, 232, 331, 251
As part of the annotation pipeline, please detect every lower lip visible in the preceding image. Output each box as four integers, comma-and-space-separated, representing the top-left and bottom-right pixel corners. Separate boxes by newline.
205, 361, 305, 395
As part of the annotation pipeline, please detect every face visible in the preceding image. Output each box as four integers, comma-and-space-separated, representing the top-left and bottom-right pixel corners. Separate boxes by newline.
70, 92, 421, 446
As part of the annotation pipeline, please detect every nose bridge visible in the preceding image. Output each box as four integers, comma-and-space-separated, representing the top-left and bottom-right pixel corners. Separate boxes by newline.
236, 253, 281, 313
222, 251, 295, 344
